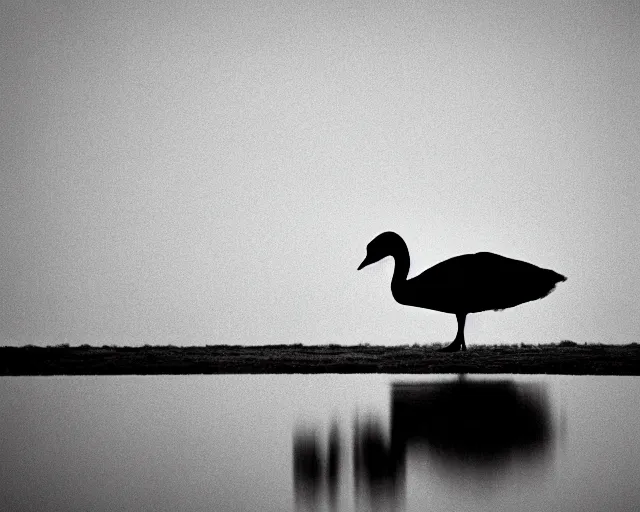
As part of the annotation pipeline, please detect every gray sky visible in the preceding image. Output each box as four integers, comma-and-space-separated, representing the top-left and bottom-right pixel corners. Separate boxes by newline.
1, 0, 639, 346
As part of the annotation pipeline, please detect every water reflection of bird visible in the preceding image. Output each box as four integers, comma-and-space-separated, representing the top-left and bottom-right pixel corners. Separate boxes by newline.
357, 232, 566, 351
294, 378, 553, 508
293, 423, 341, 512
360, 378, 552, 493
293, 430, 323, 508
391, 378, 552, 469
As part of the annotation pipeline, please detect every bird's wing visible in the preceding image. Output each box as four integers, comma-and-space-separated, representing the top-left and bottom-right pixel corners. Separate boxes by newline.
407, 250, 543, 292
410, 252, 564, 312
409, 253, 479, 288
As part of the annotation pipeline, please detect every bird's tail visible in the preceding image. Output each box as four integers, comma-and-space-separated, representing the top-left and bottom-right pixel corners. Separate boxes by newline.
541, 270, 567, 298
555, 272, 567, 283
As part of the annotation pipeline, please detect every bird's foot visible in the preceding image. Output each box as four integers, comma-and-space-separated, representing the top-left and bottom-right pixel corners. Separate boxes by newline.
438, 341, 462, 352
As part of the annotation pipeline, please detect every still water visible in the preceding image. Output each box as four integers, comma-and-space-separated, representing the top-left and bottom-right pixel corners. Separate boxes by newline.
1, 374, 640, 512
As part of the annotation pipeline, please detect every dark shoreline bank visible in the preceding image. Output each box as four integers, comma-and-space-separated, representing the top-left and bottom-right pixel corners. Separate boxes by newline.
2, 343, 640, 376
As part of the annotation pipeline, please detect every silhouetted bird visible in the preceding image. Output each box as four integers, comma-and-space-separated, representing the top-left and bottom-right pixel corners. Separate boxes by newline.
357, 232, 566, 351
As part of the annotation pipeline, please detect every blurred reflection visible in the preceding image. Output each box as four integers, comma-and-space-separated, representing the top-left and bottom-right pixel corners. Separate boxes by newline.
391, 376, 553, 484
294, 377, 554, 511
353, 415, 403, 511
293, 421, 341, 512
327, 421, 340, 510
293, 429, 323, 510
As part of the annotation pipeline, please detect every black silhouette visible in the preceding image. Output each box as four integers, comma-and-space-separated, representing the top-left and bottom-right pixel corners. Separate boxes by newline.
353, 416, 404, 510
293, 424, 341, 512
351, 379, 552, 504
293, 430, 323, 509
294, 377, 553, 510
326, 422, 340, 511
389, 378, 552, 484
358, 232, 567, 351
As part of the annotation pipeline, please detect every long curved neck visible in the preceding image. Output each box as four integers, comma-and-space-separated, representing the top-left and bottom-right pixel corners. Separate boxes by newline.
389, 239, 410, 292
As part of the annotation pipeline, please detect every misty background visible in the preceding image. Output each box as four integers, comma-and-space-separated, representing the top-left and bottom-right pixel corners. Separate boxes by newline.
1, 0, 638, 346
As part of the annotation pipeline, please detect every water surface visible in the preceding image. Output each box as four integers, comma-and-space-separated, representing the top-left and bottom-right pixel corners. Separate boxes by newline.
2, 374, 639, 511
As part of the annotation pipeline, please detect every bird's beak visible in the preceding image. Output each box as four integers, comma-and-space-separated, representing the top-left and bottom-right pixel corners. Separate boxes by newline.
357, 254, 372, 271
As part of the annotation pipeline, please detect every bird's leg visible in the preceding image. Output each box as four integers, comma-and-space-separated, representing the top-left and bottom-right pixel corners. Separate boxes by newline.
439, 313, 467, 352
456, 313, 467, 351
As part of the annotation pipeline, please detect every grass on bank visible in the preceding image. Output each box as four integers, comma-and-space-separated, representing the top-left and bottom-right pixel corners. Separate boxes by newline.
1, 341, 640, 375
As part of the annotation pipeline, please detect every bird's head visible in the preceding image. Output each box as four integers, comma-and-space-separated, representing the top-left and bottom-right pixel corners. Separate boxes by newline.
357, 231, 403, 270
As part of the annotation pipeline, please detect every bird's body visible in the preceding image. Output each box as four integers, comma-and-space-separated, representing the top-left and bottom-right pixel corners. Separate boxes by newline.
398, 251, 565, 314
358, 232, 566, 351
